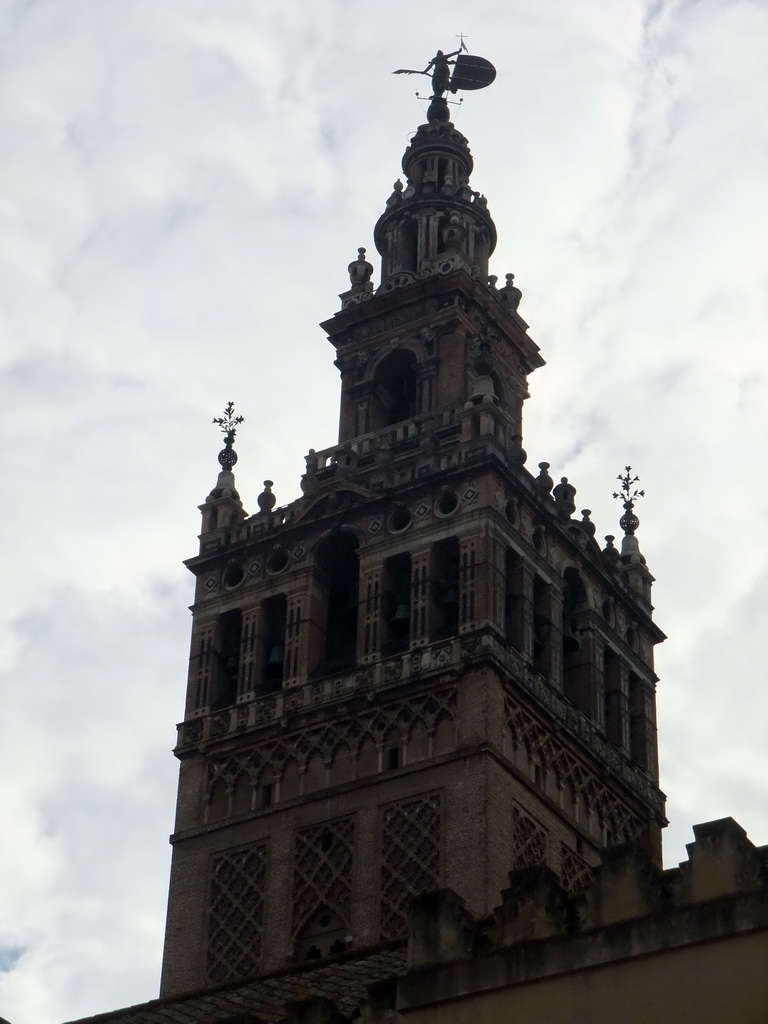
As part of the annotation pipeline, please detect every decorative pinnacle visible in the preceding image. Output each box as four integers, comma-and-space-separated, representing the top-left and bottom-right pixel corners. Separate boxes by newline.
212, 401, 244, 470
613, 465, 645, 535
213, 401, 244, 438
613, 466, 645, 504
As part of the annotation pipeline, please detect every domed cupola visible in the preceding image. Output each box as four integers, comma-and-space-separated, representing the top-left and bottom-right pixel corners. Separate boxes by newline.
374, 94, 497, 288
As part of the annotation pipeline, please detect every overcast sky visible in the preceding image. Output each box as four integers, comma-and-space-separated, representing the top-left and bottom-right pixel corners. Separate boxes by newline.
0, 2, 767, 1021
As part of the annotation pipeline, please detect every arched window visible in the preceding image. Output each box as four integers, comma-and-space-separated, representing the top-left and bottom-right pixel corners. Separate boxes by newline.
371, 350, 418, 429
315, 533, 360, 672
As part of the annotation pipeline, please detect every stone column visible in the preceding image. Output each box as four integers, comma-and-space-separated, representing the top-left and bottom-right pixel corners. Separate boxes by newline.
410, 548, 432, 648
238, 605, 261, 702
359, 558, 384, 662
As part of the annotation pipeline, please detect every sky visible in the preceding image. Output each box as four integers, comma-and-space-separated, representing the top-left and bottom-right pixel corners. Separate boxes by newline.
0, 1, 767, 1021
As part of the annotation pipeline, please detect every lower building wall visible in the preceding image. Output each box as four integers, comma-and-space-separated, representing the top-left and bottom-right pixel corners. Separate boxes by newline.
399, 928, 768, 1024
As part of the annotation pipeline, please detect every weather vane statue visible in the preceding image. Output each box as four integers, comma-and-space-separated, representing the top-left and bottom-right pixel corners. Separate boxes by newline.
394, 38, 496, 122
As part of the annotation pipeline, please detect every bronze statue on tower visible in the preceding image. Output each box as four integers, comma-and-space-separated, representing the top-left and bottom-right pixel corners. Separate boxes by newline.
394, 41, 496, 121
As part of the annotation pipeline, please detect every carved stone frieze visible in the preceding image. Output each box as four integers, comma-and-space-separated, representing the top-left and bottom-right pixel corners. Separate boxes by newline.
202, 688, 458, 822
355, 299, 440, 341
504, 693, 645, 846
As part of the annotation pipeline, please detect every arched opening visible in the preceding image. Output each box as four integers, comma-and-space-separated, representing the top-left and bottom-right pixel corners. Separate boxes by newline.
433, 713, 455, 756
294, 905, 348, 962
505, 550, 525, 652
431, 537, 460, 639
356, 735, 378, 777
371, 350, 418, 429
489, 369, 505, 406
603, 647, 624, 748
259, 765, 274, 809
231, 771, 253, 817
305, 751, 327, 794
408, 719, 430, 763
392, 217, 418, 274
260, 595, 286, 694
562, 569, 593, 715
280, 758, 301, 802
211, 608, 242, 709
383, 728, 401, 770
207, 777, 229, 823
532, 576, 551, 678
381, 551, 412, 654
629, 672, 651, 772
328, 743, 354, 788
314, 532, 360, 673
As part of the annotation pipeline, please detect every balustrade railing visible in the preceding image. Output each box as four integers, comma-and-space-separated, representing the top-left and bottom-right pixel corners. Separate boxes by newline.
179, 625, 660, 813
178, 636, 462, 749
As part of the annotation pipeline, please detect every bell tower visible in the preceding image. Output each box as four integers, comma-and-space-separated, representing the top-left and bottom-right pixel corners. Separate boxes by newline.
160, 54, 666, 998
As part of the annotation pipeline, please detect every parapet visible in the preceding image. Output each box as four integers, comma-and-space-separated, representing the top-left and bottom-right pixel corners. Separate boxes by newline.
398, 817, 768, 1013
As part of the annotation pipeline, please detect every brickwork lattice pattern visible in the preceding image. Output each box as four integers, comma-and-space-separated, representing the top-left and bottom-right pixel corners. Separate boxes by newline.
380, 793, 441, 938
511, 804, 548, 870
206, 843, 267, 984
505, 694, 644, 844
203, 686, 456, 818
292, 815, 355, 939
559, 843, 594, 896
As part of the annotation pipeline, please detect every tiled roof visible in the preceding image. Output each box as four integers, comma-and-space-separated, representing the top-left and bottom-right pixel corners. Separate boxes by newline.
63, 944, 407, 1024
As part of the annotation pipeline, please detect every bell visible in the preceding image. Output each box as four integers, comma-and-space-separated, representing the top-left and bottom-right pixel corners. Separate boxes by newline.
562, 619, 581, 654
468, 375, 498, 406
266, 644, 284, 667
442, 586, 459, 607
392, 603, 410, 623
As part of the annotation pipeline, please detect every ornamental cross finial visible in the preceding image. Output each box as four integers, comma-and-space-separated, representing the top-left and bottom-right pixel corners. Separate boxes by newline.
612, 466, 645, 505
212, 401, 244, 471
213, 401, 244, 439
612, 465, 645, 536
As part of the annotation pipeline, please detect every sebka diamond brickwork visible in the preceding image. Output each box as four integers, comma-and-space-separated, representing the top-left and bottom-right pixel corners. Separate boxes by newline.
380, 793, 441, 938
206, 843, 267, 984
